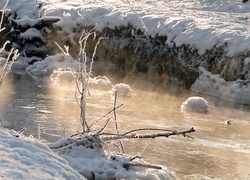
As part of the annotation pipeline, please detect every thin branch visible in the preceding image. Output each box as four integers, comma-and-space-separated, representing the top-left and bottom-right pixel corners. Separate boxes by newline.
95, 117, 111, 135
88, 103, 123, 129
112, 91, 124, 153
102, 127, 195, 141
0, 0, 8, 33
126, 0, 148, 35
123, 163, 162, 170
122, 128, 173, 136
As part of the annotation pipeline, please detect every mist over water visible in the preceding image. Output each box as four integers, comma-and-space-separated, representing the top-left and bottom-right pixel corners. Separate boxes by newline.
0, 71, 250, 179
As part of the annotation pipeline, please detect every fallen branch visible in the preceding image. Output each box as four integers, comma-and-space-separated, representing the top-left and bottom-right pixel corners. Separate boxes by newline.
102, 127, 195, 141
123, 163, 162, 170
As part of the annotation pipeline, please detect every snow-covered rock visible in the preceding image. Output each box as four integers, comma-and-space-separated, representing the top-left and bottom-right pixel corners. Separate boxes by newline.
88, 76, 112, 89
112, 83, 132, 97
181, 96, 209, 113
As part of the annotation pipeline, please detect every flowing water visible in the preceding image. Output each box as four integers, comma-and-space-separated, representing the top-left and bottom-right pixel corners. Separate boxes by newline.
0, 71, 250, 179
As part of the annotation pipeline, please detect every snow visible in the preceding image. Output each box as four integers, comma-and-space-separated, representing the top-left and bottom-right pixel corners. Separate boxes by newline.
1, 0, 250, 178
112, 83, 133, 96
47, 136, 175, 180
20, 28, 44, 40
0, 127, 86, 180
191, 67, 250, 105
181, 96, 209, 113
1, 0, 250, 57
0, 127, 175, 179
26, 53, 79, 75
88, 75, 112, 89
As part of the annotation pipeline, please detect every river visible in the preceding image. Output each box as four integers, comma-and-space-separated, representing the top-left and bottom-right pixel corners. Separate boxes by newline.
0, 71, 250, 179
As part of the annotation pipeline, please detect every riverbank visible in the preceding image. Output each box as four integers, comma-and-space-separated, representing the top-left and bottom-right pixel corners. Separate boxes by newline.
1, 0, 250, 90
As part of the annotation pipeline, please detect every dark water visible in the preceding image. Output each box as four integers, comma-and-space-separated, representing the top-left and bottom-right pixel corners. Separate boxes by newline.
1, 71, 250, 179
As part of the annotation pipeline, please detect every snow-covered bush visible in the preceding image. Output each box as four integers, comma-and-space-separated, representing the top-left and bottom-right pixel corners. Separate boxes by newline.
181, 96, 209, 113
111, 83, 132, 97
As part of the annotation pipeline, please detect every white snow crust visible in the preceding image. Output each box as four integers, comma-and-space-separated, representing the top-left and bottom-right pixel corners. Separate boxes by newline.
191, 67, 250, 105
1, 0, 250, 57
0, 128, 86, 180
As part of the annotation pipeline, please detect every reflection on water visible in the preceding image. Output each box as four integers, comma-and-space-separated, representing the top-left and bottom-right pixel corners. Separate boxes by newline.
0, 71, 250, 179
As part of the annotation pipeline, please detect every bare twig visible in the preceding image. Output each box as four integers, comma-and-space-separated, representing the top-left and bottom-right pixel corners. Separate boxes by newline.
95, 117, 111, 134
122, 128, 173, 136
89, 103, 123, 129
0, 0, 8, 33
102, 127, 195, 141
113, 91, 125, 153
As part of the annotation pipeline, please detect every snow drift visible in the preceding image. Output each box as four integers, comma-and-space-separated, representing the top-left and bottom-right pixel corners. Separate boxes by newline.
0, 128, 86, 180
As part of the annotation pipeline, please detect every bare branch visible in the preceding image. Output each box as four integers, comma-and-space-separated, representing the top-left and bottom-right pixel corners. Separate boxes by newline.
0, 0, 8, 33
88, 103, 123, 129
123, 163, 162, 170
122, 128, 173, 136
102, 127, 196, 141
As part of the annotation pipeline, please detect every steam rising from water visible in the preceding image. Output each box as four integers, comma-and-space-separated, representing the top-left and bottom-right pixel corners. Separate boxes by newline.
0, 71, 250, 179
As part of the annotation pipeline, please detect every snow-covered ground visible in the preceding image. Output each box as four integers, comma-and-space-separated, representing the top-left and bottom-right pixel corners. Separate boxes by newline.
0, 127, 175, 179
1, 0, 250, 57
0, 128, 86, 180
1, 0, 250, 179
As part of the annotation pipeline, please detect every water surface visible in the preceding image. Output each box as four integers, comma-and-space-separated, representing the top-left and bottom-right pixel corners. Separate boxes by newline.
0, 71, 250, 179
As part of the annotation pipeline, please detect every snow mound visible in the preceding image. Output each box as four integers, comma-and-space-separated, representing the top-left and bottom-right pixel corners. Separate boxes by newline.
48, 135, 175, 180
88, 76, 112, 89
0, 128, 86, 180
191, 67, 250, 105
112, 83, 132, 97
25, 53, 79, 75
181, 96, 209, 113
50, 68, 76, 85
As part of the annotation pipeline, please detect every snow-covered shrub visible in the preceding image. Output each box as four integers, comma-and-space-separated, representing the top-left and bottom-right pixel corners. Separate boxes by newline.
181, 96, 209, 113
111, 83, 132, 97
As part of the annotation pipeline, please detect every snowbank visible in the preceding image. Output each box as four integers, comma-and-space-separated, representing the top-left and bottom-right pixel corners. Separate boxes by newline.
0, 127, 175, 179
39, 0, 250, 56
1, 0, 250, 57
0, 128, 86, 179
25, 53, 79, 75
191, 67, 250, 105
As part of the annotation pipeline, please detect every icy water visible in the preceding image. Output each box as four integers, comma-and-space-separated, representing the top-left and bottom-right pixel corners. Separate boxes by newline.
1, 71, 250, 179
